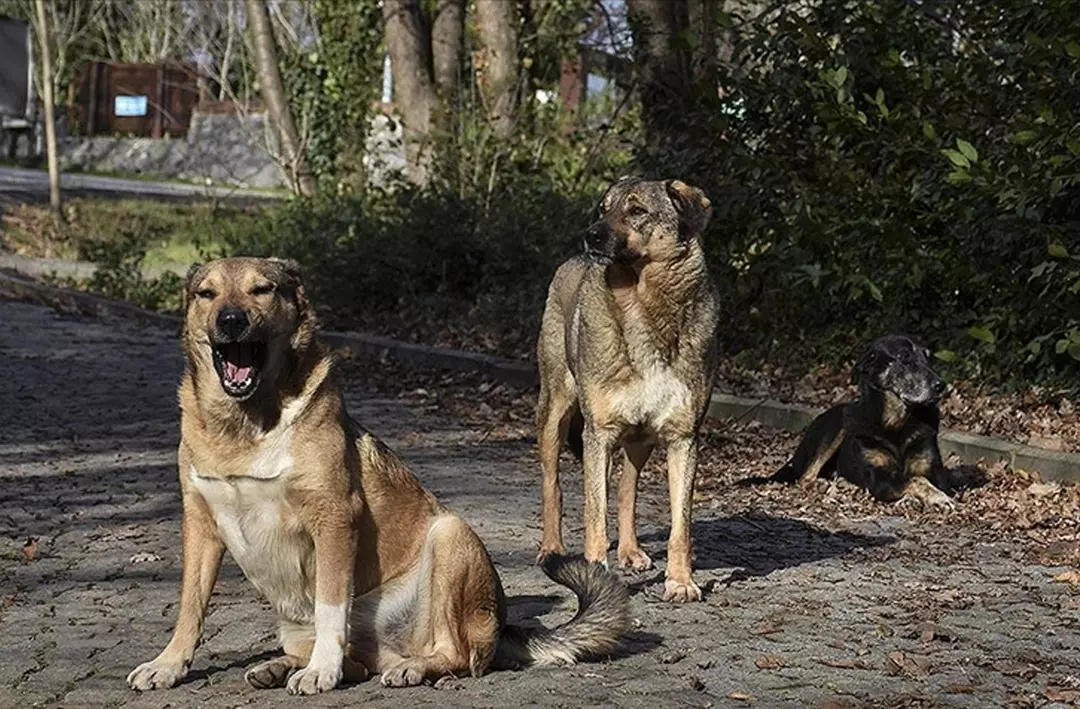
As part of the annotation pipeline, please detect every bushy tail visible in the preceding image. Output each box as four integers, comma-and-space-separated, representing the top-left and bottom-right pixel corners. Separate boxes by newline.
494, 554, 630, 668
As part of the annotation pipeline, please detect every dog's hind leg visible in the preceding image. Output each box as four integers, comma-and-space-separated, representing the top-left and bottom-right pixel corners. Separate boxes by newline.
379, 515, 502, 687
771, 405, 845, 485
616, 440, 654, 572
537, 378, 578, 562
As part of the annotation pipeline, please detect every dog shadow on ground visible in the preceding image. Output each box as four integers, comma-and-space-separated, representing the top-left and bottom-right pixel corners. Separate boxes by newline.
633, 511, 896, 592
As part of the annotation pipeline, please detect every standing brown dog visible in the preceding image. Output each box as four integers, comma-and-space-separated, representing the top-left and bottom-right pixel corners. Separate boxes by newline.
535, 177, 720, 602
127, 257, 630, 696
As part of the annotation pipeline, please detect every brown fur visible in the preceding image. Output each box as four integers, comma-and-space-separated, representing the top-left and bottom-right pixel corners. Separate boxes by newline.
127, 258, 630, 696
536, 178, 720, 602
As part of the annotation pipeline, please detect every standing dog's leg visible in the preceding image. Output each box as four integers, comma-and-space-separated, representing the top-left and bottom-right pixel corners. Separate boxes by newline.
537, 383, 577, 561
616, 441, 654, 571
663, 437, 701, 602
287, 502, 356, 695
128, 455, 224, 690
582, 423, 616, 566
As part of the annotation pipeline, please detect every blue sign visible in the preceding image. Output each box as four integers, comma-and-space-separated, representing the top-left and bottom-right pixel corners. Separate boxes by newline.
114, 95, 148, 117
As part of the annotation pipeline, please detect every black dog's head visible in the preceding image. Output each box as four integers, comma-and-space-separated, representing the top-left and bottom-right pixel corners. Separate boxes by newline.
852, 335, 945, 406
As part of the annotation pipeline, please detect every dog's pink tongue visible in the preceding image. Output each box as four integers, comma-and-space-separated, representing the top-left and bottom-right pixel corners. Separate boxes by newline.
224, 343, 253, 383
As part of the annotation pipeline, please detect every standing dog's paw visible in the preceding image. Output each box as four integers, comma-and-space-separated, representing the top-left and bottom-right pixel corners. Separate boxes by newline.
127, 658, 188, 691
286, 663, 342, 695
617, 546, 653, 572
662, 578, 702, 603
536, 543, 568, 565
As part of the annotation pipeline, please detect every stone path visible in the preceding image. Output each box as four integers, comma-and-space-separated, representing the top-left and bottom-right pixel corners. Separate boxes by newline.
1, 299, 1077, 709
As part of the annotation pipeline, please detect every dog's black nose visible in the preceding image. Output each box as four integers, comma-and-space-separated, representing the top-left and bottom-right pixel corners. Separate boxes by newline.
216, 307, 249, 341
931, 378, 946, 397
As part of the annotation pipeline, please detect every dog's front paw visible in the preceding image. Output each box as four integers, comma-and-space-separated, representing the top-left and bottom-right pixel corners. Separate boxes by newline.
245, 657, 295, 689
127, 658, 188, 691
286, 663, 342, 695
662, 578, 702, 603
617, 546, 653, 572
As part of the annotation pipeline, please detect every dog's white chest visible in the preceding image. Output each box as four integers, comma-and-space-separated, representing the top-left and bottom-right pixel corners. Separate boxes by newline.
609, 363, 692, 431
189, 467, 315, 624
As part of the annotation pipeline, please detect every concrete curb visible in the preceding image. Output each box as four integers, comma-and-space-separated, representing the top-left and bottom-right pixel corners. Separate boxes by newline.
3, 267, 1077, 483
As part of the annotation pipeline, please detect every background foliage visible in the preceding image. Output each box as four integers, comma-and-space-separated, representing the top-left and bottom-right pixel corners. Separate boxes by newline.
8, 0, 1078, 390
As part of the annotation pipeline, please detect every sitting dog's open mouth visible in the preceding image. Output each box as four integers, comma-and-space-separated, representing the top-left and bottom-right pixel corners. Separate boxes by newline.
211, 341, 266, 398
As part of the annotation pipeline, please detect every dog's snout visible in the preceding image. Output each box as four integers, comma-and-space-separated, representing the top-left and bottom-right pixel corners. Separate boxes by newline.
931, 377, 946, 397
216, 307, 249, 341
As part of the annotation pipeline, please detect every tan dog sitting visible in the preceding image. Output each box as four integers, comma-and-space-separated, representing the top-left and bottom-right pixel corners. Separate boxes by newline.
127, 257, 630, 695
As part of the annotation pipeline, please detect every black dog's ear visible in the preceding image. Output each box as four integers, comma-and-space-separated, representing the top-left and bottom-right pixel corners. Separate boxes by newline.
182, 262, 206, 310
665, 179, 713, 240
851, 348, 877, 385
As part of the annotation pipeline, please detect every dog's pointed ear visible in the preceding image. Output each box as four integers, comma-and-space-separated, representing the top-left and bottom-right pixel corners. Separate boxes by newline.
665, 179, 713, 240
183, 262, 205, 310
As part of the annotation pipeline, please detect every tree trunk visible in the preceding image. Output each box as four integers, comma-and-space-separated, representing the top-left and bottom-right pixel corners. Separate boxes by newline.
33, 0, 61, 216
474, 0, 520, 138
431, 0, 464, 99
243, 0, 316, 197
383, 0, 437, 185
689, 0, 718, 90
627, 0, 689, 151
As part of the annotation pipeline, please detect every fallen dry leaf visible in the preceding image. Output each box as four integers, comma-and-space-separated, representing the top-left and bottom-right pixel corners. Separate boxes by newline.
992, 661, 1039, 680
754, 654, 786, 670
1045, 686, 1080, 702
1052, 570, 1080, 584
884, 651, 929, 679
945, 684, 977, 694
727, 691, 756, 702
21, 538, 39, 562
817, 658, 868, 670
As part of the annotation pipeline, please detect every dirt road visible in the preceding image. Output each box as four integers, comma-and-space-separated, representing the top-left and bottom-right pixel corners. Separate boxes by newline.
1, 299, 1077, 709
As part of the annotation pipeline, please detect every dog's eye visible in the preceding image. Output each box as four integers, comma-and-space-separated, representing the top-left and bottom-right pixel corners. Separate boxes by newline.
195, 289, 216, 300
627, 204, 648, 218
251, 284, 275, 296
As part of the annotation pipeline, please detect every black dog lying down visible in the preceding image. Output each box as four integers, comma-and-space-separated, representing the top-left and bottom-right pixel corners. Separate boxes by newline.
770, 335, 955, 510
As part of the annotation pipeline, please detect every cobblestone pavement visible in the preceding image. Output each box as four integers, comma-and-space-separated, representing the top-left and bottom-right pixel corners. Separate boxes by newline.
1, 299, 1078, 709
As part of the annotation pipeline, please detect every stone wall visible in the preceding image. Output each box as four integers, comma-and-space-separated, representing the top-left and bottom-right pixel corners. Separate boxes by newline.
56, 110, 408, 191
60, 111, 283, 189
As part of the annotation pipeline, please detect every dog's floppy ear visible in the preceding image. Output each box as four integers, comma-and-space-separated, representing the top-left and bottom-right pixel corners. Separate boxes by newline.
268, 258, 309, 313
183, 262, 206, 310
665, 179, 713, 240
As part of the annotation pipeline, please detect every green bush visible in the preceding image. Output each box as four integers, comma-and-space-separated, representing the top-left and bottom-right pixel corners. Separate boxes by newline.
649, 0, 1080, 389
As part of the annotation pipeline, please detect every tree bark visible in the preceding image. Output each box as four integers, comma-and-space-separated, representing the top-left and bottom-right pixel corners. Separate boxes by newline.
243, 0, 316, 197
383, 0, 437, 185
33, 0, 62, 215
474, 0, 520, 138
627, 0, 691, 151
431, 0, 464, 99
